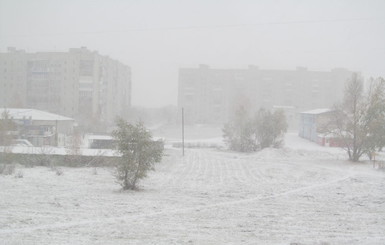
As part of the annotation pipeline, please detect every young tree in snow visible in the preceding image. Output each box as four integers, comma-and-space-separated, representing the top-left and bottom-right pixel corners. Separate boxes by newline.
333, 74, 385, 162
112, 118, 163, 190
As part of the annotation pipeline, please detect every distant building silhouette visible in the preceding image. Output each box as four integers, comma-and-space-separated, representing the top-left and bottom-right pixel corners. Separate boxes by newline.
0, 47, 131, 130
178, 65, 354, 125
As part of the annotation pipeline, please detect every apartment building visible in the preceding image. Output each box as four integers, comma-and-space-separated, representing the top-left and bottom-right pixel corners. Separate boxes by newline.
178, 65, 353, 124
0, 47, 131, 129
0, 48, 28, 108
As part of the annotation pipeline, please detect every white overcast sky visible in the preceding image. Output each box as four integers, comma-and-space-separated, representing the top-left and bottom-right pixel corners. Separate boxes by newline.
1, 0, 384, 107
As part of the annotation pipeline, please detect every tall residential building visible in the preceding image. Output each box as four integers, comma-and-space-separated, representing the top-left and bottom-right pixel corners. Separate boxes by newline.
0, 47, 131, 129
178, 65, 354, 125
0, 48, 28, 108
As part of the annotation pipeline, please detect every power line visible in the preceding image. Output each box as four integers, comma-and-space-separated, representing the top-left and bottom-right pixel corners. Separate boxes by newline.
3, 17, 384, 38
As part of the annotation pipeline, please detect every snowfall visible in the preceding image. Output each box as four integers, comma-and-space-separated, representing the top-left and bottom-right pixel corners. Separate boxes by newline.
1, 130, 385, 245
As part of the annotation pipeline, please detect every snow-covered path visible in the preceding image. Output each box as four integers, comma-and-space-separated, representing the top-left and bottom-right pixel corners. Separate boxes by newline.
1, 146, 385, 244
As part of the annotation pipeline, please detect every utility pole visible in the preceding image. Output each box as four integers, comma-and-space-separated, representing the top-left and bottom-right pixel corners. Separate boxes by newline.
182, 107, 185, 156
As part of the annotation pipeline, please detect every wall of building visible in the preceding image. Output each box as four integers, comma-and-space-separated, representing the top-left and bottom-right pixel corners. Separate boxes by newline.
299, 110, 336, 145
0, 48, 28, 107
299, 113, 316, 141
26, 52, 80, 116
0, 47, 131, 131
178, 65, 353, 124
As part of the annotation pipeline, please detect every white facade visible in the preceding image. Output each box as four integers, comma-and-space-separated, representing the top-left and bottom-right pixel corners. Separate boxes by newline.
0, 47, 131, 130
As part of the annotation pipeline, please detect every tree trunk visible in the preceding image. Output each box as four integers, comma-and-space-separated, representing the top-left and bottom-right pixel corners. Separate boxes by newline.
123, 169, 130, 190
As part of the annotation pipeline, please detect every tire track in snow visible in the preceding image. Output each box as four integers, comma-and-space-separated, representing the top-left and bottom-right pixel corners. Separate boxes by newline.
233, 159, 249, 185
195, 150, 206, 183
156, 154, 186, 189
203, 153, 215, 184
239, 160, 266, 187
0, 171, 356, 235
222, 158, 230, 184
242, 160, 265, 185
169, 150, 195, 188
184, 149, 202, 189
217, 158, 225, 185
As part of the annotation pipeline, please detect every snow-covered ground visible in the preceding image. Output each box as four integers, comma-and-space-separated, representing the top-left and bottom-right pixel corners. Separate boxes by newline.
1, 133, 385, 244
0, 145, 117, 157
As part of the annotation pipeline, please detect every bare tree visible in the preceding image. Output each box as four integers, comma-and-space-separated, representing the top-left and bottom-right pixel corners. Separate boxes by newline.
333, 74, 385, 162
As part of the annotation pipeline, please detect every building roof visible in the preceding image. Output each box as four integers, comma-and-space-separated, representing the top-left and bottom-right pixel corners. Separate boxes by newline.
273, 105, 296, 109
300, 108, 334, 115
86, 134, 114, 140
0, 108, 74, 121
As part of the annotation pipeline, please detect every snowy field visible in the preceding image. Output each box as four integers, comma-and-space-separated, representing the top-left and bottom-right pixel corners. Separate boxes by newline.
1, 133, 385, 244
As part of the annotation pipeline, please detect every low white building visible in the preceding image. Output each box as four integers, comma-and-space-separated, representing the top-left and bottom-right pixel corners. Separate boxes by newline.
0, 108, 75, 147
83, 134, 116, 149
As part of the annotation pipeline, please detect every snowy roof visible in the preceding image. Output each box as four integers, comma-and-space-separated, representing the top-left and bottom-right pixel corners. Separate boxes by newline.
300, 108, 334, 115
0, 108, 74, 121
86, 134, 114, 140
272, 105, 296, 109
85, 134, 164, 141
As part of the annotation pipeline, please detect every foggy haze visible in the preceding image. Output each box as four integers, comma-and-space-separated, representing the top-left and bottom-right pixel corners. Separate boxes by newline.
1, 0, 385, 107
3, 1, 385, 244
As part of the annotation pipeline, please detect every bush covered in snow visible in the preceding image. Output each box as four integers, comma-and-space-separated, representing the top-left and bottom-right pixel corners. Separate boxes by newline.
223, 106, 287, 152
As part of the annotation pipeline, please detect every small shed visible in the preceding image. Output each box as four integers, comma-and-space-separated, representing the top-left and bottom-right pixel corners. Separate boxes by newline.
84, 134, 117, 149
0, 108, 75, 146
298, 108, 335, 145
